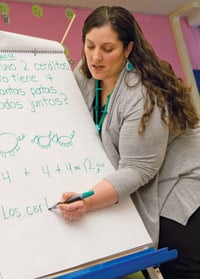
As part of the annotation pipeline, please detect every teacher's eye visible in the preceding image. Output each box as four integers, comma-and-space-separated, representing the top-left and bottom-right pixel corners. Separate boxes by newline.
103, 47, 113, 53
86, 45, 95, 50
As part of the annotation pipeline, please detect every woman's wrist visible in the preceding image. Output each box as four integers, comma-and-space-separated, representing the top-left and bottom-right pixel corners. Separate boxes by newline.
84, 180, 119, 212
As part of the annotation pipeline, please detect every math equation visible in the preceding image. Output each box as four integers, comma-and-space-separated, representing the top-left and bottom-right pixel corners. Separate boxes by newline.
0, 158, 106, 184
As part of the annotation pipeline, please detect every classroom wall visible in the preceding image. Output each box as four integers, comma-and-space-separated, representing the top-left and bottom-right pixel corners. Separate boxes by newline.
0, 1, 200, 81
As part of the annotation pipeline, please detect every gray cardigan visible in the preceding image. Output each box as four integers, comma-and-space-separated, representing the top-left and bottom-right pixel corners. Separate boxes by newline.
74, 62, 200, 247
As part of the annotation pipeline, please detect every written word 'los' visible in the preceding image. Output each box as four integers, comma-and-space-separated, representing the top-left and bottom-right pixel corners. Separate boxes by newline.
0, 197, 49, 221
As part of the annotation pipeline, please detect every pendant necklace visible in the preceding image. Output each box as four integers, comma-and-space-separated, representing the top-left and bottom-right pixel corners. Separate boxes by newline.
94, 80, 112, 133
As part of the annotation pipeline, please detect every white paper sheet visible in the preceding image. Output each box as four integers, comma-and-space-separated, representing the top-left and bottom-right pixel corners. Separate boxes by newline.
0, 31, 152, 279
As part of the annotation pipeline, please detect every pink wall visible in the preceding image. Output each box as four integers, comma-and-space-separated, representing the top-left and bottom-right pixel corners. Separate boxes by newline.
0, 1, 200, 78
134, 13, 184, 78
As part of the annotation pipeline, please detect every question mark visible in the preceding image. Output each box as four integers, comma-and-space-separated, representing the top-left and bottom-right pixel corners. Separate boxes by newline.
60, 93, 68, 105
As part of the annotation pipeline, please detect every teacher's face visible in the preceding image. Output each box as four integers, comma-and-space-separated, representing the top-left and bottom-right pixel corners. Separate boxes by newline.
84, 24, 130, 82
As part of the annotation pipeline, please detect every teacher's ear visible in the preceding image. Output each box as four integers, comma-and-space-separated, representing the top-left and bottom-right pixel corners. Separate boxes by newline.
125, 41, 134, 58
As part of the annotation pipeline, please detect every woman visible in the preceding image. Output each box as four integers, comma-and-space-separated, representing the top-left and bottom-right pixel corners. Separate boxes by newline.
59, 6, 200, 278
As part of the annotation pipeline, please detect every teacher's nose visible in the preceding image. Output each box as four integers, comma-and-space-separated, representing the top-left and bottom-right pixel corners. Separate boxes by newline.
92, 49, 103, 62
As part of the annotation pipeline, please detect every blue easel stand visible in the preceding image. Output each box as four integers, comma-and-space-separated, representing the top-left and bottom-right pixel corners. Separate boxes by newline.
56, 247, 178, 279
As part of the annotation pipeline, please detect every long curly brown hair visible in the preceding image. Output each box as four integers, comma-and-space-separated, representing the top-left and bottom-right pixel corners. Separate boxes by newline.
80, 6, 199, 134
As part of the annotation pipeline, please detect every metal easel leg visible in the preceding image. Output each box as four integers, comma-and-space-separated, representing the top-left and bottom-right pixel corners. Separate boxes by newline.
146, 267, 163, 279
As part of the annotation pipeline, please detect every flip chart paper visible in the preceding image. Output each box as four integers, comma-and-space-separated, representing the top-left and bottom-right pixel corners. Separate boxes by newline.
0, 31, 152, 279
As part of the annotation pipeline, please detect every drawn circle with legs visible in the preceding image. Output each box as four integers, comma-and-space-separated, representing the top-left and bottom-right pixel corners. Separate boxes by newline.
0, 132, 25, 158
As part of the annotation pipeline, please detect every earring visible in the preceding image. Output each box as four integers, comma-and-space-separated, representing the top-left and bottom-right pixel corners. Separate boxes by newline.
126, 60, 134, 71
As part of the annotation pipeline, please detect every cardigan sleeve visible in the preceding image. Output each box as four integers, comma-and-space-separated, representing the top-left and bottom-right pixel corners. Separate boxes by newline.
104, 87, 169, 200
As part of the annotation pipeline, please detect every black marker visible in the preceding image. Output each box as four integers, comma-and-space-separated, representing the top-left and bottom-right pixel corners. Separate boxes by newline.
48, 190, 94, 210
